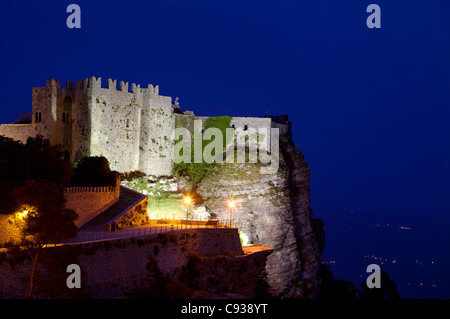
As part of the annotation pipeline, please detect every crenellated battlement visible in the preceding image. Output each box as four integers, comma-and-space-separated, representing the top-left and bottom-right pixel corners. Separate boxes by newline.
76, 78, 89, 90
1, 75, 280, 179
46, 79, 60, 89
66, 81, 76, 89
43, 77, 162, 96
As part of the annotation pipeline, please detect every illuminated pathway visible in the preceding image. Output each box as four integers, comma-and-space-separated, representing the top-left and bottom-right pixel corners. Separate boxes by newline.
63, 220, 232, 245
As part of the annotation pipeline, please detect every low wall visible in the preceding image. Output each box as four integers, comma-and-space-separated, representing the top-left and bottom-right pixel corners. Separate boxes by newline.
0, 124, 36, 144
0, 228, 272, 299
64, 186, 120, 228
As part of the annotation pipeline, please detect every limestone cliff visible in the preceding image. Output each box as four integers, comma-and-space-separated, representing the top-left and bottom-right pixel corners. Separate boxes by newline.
196, 136, 324, 298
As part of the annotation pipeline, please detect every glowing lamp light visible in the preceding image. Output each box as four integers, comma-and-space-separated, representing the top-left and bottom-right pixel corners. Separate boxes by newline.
228, 200, 235, 208
17, 210, 29, 219
184, 196, 191, 204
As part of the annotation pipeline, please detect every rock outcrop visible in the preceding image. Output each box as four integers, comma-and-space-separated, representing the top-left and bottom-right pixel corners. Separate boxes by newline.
197, 136, 324, 298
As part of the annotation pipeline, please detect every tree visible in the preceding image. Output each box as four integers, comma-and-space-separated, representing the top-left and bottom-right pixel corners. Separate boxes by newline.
0, 135, 78, 297
70, 156, 117, 187
10, 180, 78, 298
0, 135, 74, 215
318, 265, 360, 300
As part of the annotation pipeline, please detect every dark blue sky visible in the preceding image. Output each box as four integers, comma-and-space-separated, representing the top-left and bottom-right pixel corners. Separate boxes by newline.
0, 0, 449, 225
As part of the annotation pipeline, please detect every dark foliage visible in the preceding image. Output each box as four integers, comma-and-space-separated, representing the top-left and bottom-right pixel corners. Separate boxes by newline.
70, 156, 117, 187
359, 270, 401, 300
0, 135, 74, 214
318, 265, 360, 300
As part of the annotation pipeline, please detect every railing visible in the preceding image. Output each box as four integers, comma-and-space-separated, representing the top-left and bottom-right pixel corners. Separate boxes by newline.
61, 219, 236, 246
64, 186, 116, 193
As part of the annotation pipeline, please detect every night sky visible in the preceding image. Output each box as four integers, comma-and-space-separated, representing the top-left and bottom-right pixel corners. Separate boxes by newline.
0, 0, 449, 292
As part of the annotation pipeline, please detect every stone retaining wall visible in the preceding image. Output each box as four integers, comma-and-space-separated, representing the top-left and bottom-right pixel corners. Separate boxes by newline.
64, 186, 120, 228
0, 228, 272, 298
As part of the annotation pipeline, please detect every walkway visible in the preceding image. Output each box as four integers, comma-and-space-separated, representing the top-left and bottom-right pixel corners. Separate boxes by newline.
79, 186, 143, 231
64, 220, 234, 245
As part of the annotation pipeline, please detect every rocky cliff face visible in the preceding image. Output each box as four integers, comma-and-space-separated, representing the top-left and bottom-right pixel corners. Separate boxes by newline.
197, 137, 324, 298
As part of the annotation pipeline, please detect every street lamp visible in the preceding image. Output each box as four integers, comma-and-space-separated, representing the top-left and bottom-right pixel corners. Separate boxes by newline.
184, 196, 191, 221
228, 200, 235, 227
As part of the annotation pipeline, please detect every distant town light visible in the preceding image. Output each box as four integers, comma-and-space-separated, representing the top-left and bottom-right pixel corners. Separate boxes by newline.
184, 196, 191, 204
228, 200, 235, 208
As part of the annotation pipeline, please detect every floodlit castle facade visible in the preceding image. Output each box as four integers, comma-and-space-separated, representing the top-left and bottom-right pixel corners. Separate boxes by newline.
0, 77, 290, 176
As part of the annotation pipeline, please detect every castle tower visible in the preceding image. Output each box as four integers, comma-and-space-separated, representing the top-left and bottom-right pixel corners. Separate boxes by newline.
1, 77, 178, 177
31, 79, 59, 142
138, 84, 174, 176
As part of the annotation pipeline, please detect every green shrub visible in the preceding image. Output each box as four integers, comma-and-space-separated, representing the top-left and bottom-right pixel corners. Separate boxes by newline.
172, 116, 232, 190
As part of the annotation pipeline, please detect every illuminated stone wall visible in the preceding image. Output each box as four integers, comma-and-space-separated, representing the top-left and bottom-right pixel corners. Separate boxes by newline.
0, 77, 289, 177
87, 78, 142, 173
0, 77, 175, 176
0, 124, 35, 144
64, 186, 120, 228
0, 228, 273, 298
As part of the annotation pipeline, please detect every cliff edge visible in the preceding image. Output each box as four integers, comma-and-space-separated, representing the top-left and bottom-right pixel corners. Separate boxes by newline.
197, 134, 325, 298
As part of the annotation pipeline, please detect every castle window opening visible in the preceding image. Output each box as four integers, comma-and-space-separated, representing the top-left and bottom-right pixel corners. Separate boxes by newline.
244, 125, 248, 131
126, 118, 129, 128
231, 124, 235, 129
35, 112, 42, 123
62, 113, 66, 123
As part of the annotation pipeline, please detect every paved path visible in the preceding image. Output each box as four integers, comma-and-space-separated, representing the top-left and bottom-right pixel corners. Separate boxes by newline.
79, 187, 141, 231
64, 222, 229, 245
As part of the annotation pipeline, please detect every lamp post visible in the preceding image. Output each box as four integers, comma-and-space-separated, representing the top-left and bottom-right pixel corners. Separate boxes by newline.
228, 200, 235, 227
184, 196, 191, 221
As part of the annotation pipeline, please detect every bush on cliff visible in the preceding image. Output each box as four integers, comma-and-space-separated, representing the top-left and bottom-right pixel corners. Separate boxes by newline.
172, 116, 232, 190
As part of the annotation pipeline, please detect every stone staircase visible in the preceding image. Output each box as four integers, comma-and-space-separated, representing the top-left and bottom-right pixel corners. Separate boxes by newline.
79, 186, 144, 231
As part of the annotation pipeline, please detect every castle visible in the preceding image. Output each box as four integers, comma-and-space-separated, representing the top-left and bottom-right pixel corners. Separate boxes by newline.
0, 77, 290, 176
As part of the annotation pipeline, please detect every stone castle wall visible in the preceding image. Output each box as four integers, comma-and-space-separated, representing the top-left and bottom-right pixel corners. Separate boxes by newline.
88, 78, 142, 173
139, 88, 174, 177
0, 124, 35, 144
0, 77, 290, 176
0, 77, 175, 176
64, 186, 120, 228
0, 228, 272, 299
194, 115, 273, 151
